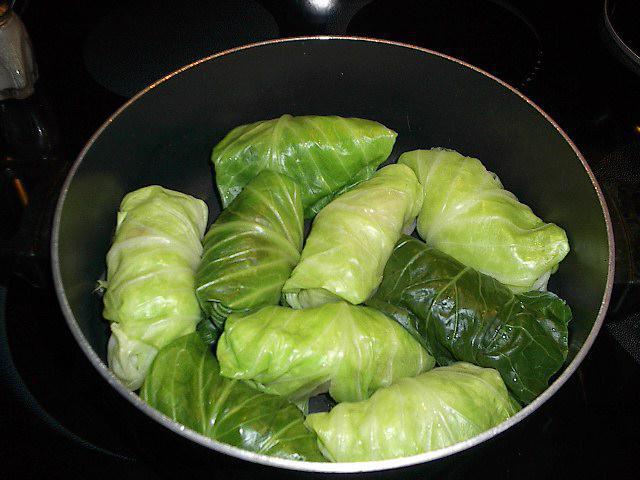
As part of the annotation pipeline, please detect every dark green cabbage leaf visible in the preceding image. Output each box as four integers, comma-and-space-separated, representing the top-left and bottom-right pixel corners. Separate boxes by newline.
212, 115, 397, 218
216, 302, 435, 403
195, 171, 303, 329
367, 236, 572, 404
305, 362, 520, 462
141, 333, 324, 462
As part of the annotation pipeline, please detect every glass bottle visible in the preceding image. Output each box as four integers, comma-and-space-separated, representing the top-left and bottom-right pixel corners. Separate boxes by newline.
0, 1, 38, 101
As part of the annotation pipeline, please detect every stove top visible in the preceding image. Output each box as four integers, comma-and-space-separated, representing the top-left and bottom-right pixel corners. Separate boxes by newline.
1, 1, 639, 478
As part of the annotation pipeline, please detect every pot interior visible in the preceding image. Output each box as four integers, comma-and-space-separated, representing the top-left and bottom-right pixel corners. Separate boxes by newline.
53, 38, 612, 470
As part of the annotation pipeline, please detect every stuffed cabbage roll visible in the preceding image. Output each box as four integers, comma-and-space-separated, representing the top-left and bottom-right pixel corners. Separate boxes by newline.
102, 186, 208, 390
141, 333, 324, 461
282, 164, 422, 308
195, 171, 303, 330
216, 302, 434, 403
304, 362, 520, 462
368, 236, 572, 404
399, 148, 570, 291
212, 115, 397, 218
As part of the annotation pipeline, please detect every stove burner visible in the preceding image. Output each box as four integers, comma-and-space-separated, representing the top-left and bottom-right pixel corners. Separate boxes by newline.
604, 0, 640, 76
83, 0, 279, 98
346, 0, 543, 89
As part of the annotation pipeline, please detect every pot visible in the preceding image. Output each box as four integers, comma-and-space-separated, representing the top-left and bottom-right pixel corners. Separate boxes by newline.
51, 37, 614, 475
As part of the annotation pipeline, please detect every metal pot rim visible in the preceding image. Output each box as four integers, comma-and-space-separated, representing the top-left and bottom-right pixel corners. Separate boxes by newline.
51, 36, 616, 473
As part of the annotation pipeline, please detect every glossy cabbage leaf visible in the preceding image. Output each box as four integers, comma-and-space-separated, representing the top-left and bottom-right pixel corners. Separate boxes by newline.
195, 170, 303, 329
195, 318, 220, 346
368, 235, 571, 404
399, 148, 570, 291
141, 333, 324, 461
103, 186, 208, 390
282, 164, 422, 308
212, 114, 397, 218
216, 302, 434, 403
305, 362, 520, 462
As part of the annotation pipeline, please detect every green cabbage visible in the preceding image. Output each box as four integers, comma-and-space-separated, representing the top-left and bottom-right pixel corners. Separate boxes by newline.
103, 186, 208, 390
212, 115, 397, 218
304, 362, 520, 462
399, 148, 570, 291
141, 333, 324, 461
368, 236, 572, 404
282, 164, 422, 308
195, 171, 303, 330
216, 302, 434, 403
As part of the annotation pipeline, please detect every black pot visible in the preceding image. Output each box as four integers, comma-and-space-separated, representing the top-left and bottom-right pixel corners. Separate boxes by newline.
51, 37, 614, 476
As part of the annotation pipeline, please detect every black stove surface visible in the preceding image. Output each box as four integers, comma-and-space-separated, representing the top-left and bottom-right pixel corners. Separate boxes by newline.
1, 1, 639, 478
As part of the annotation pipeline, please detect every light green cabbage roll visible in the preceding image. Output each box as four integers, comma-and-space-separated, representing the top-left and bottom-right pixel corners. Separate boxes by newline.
399, 148, 569, 291
103, 186, 208, 390
305, 362, 521, 462
282, 164, 422, 308
195, 170, 303, 330
212, 115, 397, 218
216, 302, 435, 403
